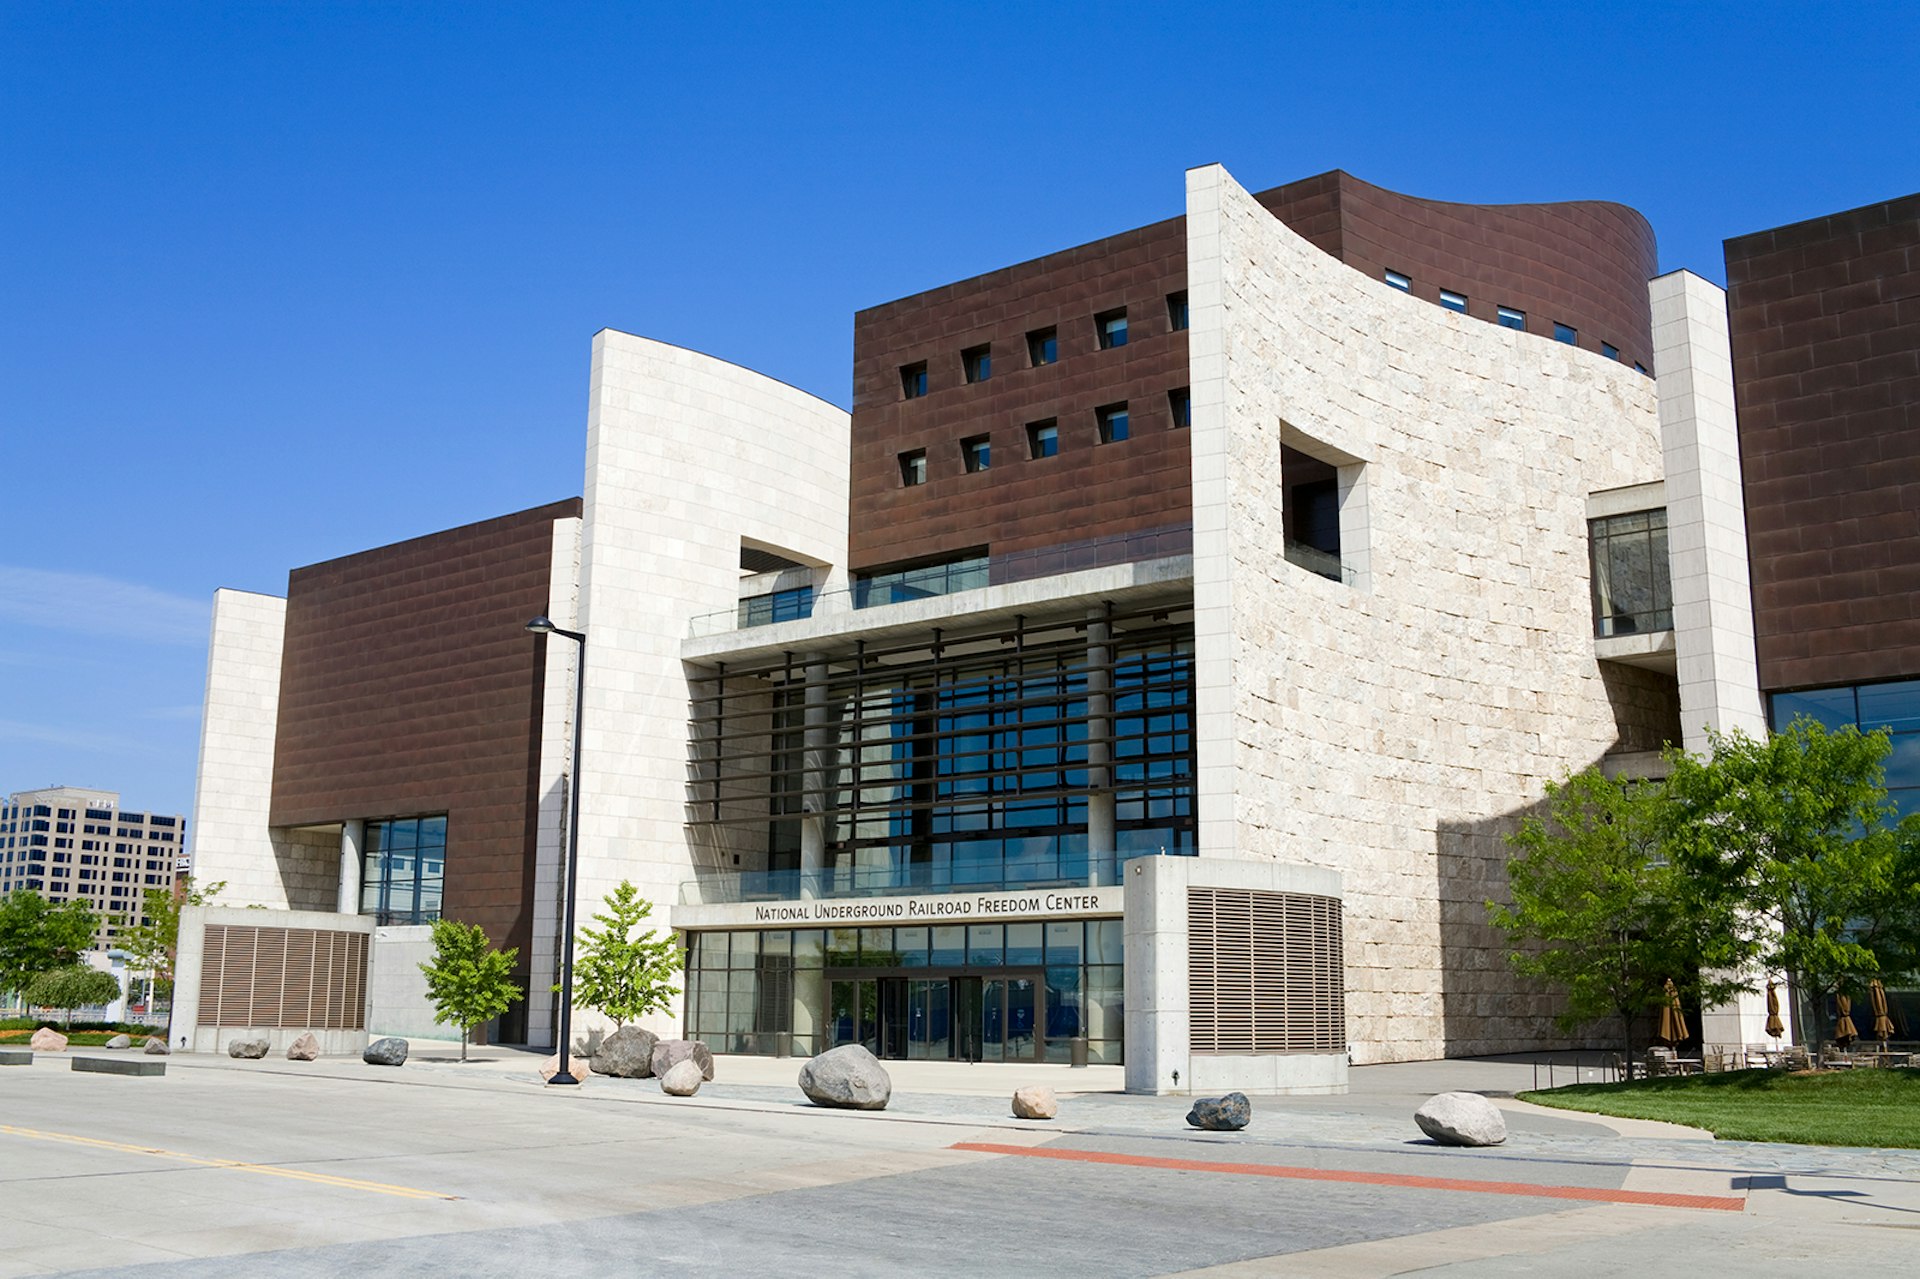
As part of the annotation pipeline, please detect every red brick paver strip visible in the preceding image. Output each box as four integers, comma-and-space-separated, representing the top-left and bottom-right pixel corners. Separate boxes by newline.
949, 1141, 1745, 1212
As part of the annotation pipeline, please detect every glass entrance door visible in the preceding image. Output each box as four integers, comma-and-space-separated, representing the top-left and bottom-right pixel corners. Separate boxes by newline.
835, 971, 1040, 1061
980, 972, 1042, 1062
828, 978, 878, 1053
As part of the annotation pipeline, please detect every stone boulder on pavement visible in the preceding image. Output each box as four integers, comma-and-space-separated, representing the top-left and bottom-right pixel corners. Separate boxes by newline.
228, 1036, 270, 1059
1415, 1092, 1507, 1147
660, 1060, 704, 1096
595, 1026, 660, 1078
363, 1037, 408, 1067
143, 1037, 169, 1055
1012, 1086, 1058, 1119
286, 1032, 320, 1061
539, 1054, 593, 1083
1186, 1092, 1251, 1131
29, 1027, 67, 1052
104, 1034, 132, 1049
649, 1039, 714, 1082
798, 1044, 891, 1111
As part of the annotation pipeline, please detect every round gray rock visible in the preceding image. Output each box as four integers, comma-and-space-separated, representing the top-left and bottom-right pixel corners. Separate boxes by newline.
1415, 1091, 1508, 1146
1187, 1092, 1251, 1131
596, 1026, 660, 1078
286, 1032, 320, 1061
1012, 1086, 1058, 1119
142, 1037, 169, 1056
227, 1036, 270, 1059
363, 1036, 409, 1067
649, 1038, 714, 1082
798, 1044, 891, 1110
660, 1059, 704, 1096
104, 1034, 132, 1050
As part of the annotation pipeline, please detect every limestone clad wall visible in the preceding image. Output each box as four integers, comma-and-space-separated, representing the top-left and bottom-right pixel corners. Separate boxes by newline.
1187, 166, 1666, 1063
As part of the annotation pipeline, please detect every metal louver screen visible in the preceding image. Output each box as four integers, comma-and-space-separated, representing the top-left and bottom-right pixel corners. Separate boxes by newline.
1188, 887, 1344, 1054
196, 924, 368, 1029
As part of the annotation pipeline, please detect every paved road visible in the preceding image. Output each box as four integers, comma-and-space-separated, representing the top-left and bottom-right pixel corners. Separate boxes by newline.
3, 1050, 1917, 1277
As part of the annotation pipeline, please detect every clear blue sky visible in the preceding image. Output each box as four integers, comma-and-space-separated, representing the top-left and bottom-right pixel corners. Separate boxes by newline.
2, 2, 1914, 830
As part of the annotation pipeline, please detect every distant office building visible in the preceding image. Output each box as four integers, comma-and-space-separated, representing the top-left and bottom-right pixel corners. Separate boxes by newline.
1, 786, 187, 946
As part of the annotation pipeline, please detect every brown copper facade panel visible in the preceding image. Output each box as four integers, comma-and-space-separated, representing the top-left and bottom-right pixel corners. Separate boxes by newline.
269, 498, 581, 962
1726, 193, 1920, 692
848, 170, 1659, 572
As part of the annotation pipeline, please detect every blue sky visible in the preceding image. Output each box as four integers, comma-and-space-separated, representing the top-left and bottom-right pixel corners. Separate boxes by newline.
2, 1, 1914, 828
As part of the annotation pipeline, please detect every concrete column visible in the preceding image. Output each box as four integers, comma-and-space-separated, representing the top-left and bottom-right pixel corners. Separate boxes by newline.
800, 659, 831, 899
336, 819, 364, 915
1086, 612, 1115, 884
1650, 269, 1767, 754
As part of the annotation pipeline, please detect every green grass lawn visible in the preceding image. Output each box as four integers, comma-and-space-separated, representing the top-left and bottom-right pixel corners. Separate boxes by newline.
0, 1028, 128, 1047
1521, 1067, 1920, 1147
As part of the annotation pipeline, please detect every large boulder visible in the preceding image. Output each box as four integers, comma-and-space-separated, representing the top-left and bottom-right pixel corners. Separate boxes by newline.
1415, 1092, 1508, 1147
798, 1044, 891, 1111
1012, 1086, 1058, 1119
286, 1032, 320, 1061
539, 1054, 592, 1084
1187, 1092, 1252, 1131
596, 1026, 660, 1078
650, 1039, 715, 1082
227, 1037, 270, 1059
29, 1027, 67, 1052
104, 1034, 132, 1050
363, 1037, 408, 1067
142, 1037, 169, 1055
660, 1060, 704, 1097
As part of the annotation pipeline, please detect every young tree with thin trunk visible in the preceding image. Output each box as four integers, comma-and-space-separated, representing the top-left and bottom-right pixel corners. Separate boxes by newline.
419, 919, 523, 1062
567, 881, 682, 1028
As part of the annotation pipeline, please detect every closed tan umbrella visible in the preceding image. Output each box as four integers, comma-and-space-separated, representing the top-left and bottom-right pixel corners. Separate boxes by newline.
1765, 981, 1786, 1040
1834, 992, 1858, 1048
1657, 978, 1689, 1045
1869, 979, 1895, 1046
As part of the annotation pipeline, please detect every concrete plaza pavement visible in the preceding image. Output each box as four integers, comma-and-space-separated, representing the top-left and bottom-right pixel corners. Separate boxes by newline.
2, 1043, 1917, 1277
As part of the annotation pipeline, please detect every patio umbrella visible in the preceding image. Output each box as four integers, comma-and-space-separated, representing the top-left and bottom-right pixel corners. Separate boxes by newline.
1765, 980, 1785, 1040
1869, 979, 1895, 1046
1657, 978, 1689, 1045
1834, 992, 1858, 1048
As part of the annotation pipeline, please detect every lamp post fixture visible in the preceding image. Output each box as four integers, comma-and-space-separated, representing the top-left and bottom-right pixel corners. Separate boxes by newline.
527, 614, 587, 1086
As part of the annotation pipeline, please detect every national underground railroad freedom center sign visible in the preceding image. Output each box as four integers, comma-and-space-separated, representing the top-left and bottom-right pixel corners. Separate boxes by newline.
671, 885, 1124, 932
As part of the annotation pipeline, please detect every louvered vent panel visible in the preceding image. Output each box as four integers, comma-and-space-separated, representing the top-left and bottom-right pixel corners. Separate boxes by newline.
192, 924, 370, 1030
1188, 887, 1345, 1055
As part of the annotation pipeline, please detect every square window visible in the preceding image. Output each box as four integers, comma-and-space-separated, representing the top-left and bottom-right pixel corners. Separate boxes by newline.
1554, 322, 1577, 345
1384, 270, 1412, 292
1602, 341, 1620, 361
1027, 326, 1057, 367
899, 449, 927, 486
962, 435, 990, 473
1168, 387, 1191, 429
1166, 291, 1189, 331
1634, 361, 1649, 376
1096, 402, 1130, 444
900, 361, 928, 399
1027, 419, 1059, 458
1498, 306, 1526, 331
1096, 308, 1128, 349
962, 344, 991, 384
1440, 289, 1467, 313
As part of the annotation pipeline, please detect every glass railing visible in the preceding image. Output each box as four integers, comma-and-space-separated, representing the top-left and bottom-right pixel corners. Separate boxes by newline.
688, 523, 1194, 637
678, 847, 1177, 905
1283, 538, 1346, 583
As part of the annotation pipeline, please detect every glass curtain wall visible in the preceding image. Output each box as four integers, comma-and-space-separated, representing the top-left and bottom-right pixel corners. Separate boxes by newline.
1772, 678, 1920, 818
359, 815, 447, 924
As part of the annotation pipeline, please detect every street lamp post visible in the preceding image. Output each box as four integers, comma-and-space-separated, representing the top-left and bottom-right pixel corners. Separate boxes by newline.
527, 614, 587, 1086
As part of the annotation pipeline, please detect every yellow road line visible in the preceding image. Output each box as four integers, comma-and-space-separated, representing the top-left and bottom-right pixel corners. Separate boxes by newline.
0, 1124, 459, 1201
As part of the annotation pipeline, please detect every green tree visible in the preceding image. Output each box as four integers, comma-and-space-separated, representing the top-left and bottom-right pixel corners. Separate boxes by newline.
0, 891, 100, 998
1489, 768, 1748, 1077
1663, 719, 1920, 1049
118, 876, 225, 994
24, 965, 123, 1027
419, 918, 523, 1061
566, 881, 682, 1027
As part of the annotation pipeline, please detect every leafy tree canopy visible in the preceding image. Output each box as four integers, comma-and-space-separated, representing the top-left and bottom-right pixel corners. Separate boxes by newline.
566, 881, 683, 1028
118, 877, 225, 987
25, 964, 123, 1026
419, 918, 523, 1061
0, 891, 100, 995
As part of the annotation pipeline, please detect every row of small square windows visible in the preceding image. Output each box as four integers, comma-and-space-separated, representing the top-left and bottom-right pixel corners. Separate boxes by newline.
1382, 271, 1647, 373
899, 389, 1191, 485
900, 294, 1189, 400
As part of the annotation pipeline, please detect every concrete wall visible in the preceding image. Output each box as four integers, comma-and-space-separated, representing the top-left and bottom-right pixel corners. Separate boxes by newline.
573, 331, 851, 1041
1186, 164, 1667, 1063
365, 924, 451, 1042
